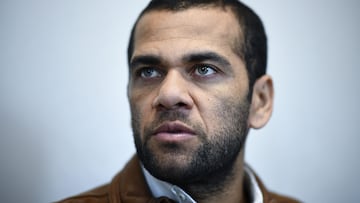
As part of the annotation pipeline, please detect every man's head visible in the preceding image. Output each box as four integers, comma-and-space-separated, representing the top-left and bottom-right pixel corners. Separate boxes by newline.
127, 0, 273, 192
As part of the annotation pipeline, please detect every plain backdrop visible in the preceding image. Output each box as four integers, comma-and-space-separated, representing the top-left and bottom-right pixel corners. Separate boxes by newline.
1, 0, 359, 202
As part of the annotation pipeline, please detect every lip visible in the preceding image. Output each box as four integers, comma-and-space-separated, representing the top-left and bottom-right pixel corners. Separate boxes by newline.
152, 121, 196, 142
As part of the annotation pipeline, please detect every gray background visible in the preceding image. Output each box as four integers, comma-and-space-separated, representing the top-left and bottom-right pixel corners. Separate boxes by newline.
1, 0, 359, 202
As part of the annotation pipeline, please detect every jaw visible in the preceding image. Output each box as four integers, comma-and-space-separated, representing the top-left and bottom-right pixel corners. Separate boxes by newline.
182, 149, 246, 202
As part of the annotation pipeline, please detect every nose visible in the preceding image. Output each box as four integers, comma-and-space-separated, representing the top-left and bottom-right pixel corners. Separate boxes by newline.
152, 70, 194, 111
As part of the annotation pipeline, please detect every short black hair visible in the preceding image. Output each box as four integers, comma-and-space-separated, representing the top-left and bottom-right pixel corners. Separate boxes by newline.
127, 0, 267, 94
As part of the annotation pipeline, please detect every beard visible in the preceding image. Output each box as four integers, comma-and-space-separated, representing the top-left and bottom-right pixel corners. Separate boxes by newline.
131, 98, 250, 190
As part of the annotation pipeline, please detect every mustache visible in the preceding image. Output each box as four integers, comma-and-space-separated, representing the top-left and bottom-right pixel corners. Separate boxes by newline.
155, 110, 189, 124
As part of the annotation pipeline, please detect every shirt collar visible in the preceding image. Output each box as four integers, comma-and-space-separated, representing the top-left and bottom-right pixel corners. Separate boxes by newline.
142, 166, 196, 203
244, 164, 264, 203
142, 164, 263, 203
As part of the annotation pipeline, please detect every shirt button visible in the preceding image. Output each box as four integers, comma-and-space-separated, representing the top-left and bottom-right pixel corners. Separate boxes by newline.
171, 186, 177, 195
179, 193, 186, 201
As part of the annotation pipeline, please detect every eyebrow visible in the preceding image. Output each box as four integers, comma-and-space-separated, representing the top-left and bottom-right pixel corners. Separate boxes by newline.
130, 55, 162, 69
130, 51, 232, 69
182, 51, 231, 68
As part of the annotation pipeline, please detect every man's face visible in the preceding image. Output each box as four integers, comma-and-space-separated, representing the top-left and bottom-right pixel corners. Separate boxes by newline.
128, 7, 251, 185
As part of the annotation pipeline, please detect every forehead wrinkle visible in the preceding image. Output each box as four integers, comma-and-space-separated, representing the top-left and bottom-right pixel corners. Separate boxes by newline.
136, 26, 212, 47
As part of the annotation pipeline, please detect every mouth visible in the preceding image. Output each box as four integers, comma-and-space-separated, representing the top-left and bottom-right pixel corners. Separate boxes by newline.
151, 121, 196, 142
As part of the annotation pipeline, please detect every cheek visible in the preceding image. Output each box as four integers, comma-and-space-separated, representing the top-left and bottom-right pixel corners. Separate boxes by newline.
193, 95, 223, 132
196, 91, 247, 133
129, 92, 155, 130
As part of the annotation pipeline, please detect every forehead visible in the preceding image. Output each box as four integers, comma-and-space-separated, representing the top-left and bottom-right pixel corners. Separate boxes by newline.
132, 7, 243, 59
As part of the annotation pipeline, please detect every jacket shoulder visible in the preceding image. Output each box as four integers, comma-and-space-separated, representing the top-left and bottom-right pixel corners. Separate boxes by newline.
55, 184, 111, 203
269, 191, 301, 203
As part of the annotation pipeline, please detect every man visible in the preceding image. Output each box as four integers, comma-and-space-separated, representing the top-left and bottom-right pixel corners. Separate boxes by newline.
58, 0, 299, 202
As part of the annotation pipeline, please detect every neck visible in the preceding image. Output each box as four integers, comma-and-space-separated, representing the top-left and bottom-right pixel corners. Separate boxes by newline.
182, 150, 247, 203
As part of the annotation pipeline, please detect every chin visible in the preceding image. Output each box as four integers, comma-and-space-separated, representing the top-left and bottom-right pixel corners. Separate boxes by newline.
142, 147, 197, 184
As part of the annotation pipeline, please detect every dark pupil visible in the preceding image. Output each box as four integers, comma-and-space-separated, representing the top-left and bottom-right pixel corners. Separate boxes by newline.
144, 68, 153, 77
199, 66, 208, 74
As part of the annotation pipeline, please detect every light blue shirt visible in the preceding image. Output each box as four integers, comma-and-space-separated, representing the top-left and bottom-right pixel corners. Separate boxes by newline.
142, 164, 263, 203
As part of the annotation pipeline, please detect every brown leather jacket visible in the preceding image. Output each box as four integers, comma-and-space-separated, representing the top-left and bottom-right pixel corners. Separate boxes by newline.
56, 156, 300, 203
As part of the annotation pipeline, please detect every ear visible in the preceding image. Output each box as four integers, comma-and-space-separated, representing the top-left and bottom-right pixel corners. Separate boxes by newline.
248, 75, 274, 129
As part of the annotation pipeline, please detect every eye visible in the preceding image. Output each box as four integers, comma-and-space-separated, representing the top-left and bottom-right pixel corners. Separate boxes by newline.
193, 64, 217, 76
139, 67, 161, 78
